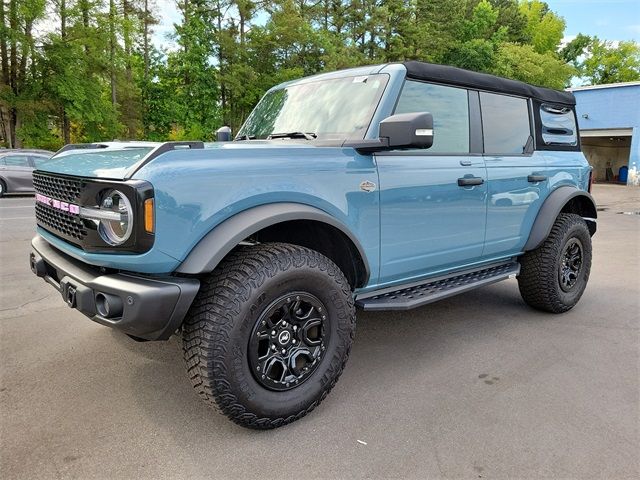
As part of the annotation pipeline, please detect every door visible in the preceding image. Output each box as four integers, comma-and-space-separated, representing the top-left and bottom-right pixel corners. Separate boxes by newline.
376, 81, 487, 286
0, 155, 35, 192
480, 92, 549, 257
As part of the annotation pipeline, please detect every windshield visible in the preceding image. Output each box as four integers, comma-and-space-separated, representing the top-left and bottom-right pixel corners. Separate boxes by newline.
236, 74, 389, 141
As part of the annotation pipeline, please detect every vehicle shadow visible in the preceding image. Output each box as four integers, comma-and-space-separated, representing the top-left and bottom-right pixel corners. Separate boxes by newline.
112, 279, 543, 440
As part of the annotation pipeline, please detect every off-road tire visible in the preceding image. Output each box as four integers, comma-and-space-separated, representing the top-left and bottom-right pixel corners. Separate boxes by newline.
518, 213, 592, 313
182, 243, 356, 429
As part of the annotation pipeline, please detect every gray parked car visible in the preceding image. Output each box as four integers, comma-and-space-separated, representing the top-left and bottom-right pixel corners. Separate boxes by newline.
0, 149, 54, 197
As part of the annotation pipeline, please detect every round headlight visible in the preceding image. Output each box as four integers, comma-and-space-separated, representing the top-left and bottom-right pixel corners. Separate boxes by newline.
98, 189, 133, 245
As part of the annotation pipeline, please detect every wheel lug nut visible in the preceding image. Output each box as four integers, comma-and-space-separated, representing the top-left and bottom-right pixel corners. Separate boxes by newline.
271, 345, 276, 351
282, 322, 287, 327
271, 330, 276, 336
296, 296, 300, 300
293, 325, 297, 331
281, 349, 286, 354
292, 339, 296, 344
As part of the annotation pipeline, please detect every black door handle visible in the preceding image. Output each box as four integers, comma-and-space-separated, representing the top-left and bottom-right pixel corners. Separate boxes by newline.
528, 174, 547, 183
458, 176, 484, 187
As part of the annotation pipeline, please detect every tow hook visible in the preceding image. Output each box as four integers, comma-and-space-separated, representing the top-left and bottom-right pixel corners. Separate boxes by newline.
65, 285, 77, 308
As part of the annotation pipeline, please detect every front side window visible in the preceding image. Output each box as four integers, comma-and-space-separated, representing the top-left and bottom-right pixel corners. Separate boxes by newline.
237, 74, 389, 141
394, 80, 470, 153
480, 92, 531, 154
540, 104, 578, 146
30, 155, 52, 168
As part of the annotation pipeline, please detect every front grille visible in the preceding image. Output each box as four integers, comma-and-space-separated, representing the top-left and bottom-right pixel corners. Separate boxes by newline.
33, 172, 86, 203
33, 172, 89, 245
35, 202, 88, 242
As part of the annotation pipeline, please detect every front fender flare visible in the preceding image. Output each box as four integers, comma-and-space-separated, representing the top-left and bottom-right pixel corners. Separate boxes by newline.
175, 202, 370, 280
524, 186, 597, 251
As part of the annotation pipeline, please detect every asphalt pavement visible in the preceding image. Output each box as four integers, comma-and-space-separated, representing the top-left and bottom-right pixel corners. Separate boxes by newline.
1, 184, 638, 479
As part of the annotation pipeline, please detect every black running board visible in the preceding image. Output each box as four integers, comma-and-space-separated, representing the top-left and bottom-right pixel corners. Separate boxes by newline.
356, 261, 520, 311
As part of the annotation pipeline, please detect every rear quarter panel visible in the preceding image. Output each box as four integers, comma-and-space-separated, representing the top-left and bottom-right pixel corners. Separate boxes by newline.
545, 151, 592, 193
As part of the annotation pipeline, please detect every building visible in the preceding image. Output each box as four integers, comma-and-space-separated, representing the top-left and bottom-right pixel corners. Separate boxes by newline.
570, 82, 640, 186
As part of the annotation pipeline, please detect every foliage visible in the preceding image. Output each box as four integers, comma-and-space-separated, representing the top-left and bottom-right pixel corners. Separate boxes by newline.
580, 39, 640, 85
494, 42, 575, 89
1, 0, 638, 149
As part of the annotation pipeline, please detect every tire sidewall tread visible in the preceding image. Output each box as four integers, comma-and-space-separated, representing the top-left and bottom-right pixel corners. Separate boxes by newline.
182, 242, 356, 429
518, 213, 592, 313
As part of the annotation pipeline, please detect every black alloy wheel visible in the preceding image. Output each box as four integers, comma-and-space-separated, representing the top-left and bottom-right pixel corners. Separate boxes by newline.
248, 292, 328, 391
558, 238, 583, 292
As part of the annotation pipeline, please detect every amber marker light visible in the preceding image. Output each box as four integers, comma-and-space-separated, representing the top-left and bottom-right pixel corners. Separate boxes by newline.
144, 198, 154, 233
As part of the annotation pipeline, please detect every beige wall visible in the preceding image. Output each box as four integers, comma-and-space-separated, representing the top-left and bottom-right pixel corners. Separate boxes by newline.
581, 136, 631, 182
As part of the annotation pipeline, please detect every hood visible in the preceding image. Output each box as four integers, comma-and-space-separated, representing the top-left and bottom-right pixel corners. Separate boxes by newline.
36, 141, 321, 180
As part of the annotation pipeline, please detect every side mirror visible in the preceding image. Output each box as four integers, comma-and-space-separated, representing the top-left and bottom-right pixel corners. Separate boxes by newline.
379, 112, 433, 149
346, 112, 433, 153
216, 126, 232, 142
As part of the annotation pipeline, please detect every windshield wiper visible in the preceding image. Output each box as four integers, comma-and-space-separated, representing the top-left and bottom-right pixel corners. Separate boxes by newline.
267, 131, 317, 140
235, 134, 256, 141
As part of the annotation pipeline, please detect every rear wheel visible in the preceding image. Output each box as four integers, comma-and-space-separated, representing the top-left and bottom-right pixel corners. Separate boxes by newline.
0, 179, 6, 198
182, 243, 356, 429
518, 213, 592, 313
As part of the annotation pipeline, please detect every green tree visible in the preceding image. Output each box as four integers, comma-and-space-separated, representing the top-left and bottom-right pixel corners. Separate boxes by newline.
519, 0, 565, 54
581, 38, 640, 85
443, 0, 505, 72
494, 42, 574, 89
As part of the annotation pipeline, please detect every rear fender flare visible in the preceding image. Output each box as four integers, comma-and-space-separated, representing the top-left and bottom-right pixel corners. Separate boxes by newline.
524, 186, 597, 251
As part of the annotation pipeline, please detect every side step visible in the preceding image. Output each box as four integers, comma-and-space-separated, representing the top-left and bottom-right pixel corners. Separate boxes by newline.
356, 261, 520, 311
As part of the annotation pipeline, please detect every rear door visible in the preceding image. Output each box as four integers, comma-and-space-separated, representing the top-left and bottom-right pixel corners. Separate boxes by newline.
376, 81, 487, 286
480, 92, 549, 257
0, 155, 34, 192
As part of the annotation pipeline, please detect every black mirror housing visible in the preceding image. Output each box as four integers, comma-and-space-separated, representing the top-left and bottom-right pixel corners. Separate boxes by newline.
346, 112, 433, 153
379, 112, 433, 149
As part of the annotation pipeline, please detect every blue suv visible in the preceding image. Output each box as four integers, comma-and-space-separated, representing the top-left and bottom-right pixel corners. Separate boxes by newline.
29, 62, 596, 429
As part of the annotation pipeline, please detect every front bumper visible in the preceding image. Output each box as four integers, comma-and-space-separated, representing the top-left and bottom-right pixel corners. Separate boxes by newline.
29, 235, 200, 340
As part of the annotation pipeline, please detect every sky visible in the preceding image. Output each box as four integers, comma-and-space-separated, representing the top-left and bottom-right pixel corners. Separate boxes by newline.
547, 0, 640, 43
152, 0, 640, 50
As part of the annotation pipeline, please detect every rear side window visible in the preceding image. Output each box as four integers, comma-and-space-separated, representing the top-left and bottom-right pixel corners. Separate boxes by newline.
1, 155, 30, 167
539, 104, 577, 146
480, 93, 531, 154
395, 80, 469, 153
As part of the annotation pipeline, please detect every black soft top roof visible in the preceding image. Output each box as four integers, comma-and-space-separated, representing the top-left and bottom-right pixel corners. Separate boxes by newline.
402, 61, 575, 106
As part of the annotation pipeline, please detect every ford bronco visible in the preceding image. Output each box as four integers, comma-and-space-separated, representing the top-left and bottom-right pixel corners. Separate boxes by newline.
29, 61, 596, 429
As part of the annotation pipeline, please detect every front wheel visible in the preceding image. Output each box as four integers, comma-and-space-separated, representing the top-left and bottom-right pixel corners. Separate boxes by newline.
182, 243, 356, 429
518, 213, 592, 313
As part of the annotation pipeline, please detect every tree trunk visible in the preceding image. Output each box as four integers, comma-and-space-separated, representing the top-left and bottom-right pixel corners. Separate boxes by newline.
59, 0, 71, 144
109, 0, 117, 107
142, 0, 150, 137
0, 0, 10, 146
8, 0, 18, 147
80, 0, 90, 55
